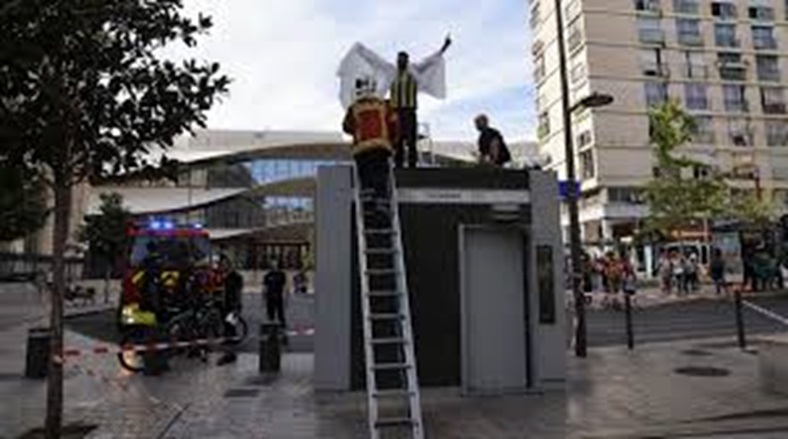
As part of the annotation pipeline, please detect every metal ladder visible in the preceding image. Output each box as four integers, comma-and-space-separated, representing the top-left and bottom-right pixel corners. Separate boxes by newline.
353, 162, 424, 439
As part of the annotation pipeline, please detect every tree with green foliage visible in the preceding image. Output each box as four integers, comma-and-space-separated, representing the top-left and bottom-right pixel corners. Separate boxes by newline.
643, 100, 729, 239
0, 163, 49, 242
0, 1, 229, 436
78, 193, 132, 303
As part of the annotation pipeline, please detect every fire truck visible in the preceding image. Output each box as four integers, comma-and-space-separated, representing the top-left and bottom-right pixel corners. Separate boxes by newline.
118, 219, 215, 331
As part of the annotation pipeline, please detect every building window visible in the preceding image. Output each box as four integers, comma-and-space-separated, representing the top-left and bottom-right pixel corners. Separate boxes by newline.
567, 19, 584, 51
538, 111, 550, 139
608, 187, 644, 204
635, 0, 661, 12
534, 53, 546, 82
529, 1, 541, 29
728, 118, 754, 146
565, 0, 581, 22
683, 51, 708, 78
756, 55, 780, 82
714, 23, 738, 47
717, 52, 747, 81
689, 115, 715, 143
752, 26, 777, 50
749, 6, 774, 21
676, 18, 703, 45
693, 165, 710, 179
673, 0, 699, 14
723, 84, 748, 112
685, 83, 709, 110
536, 94, 546, 112
579, 150, 595, 179
637, 16, 664, 44
577, 130, 593, 148
766, 121, 788, 146
641, 48, 668, 76
711, 1, 737, 19
645, 81, 669, 106
570, 60, 587, 83
761, 86, 786, 114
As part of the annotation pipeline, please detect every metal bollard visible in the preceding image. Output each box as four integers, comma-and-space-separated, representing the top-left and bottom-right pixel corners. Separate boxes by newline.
259, 323, 281, 373
734, 287, 747, 350
142, 327, 168, 376
25, 327, 51, 379
624, 293, 635, 350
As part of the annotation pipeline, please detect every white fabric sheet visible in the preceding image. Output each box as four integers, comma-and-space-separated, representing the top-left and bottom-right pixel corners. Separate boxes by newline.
336, 42, 447, 109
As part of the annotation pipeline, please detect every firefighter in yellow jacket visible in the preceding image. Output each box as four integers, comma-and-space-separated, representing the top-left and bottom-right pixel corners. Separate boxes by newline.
342, 77, 398, 211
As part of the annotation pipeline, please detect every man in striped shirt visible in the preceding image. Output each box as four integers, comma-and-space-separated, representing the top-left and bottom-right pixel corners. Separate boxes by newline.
339, 36, 451, 168
390, 36, 451, 168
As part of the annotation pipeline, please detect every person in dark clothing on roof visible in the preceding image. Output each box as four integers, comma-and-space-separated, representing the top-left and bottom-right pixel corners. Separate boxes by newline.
475, 114, 511, 167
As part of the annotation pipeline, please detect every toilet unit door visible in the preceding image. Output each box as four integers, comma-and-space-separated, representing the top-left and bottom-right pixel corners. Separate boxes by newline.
460, 226, 530, 394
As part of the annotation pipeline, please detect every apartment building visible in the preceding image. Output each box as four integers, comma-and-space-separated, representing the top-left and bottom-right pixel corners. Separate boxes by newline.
531, 0, 788, 254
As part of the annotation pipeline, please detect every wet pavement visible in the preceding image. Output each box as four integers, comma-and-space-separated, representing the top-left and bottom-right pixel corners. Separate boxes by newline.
3, 282, 788, 438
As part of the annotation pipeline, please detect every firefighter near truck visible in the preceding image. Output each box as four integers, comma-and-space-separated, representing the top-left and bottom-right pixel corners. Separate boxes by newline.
117, 220, 248, 372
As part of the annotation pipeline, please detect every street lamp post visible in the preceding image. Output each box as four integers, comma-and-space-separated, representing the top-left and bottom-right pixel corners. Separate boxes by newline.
553, 0, 613, 358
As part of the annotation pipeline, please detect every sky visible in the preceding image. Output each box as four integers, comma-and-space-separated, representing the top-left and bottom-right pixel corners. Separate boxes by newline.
175, 0, 535, 141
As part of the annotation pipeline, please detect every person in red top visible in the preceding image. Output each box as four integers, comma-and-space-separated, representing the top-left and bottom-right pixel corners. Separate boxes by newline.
342, 76, 398, 211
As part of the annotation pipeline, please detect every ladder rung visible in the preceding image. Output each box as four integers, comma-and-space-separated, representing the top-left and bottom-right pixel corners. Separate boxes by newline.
371, 337, 408, 345
366, 268, 399, 276
372, 362, 412, 371
367, 290, 401, 298
373, 389, 415, 398
369, 313, 405, 321
375, 417, 416, 428
365, 229, 395, 235
365, 248, 396, 255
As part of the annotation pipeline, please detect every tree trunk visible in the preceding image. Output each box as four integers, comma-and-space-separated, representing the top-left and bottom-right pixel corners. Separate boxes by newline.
104, 264, 110, 304
45, 182, 71, 439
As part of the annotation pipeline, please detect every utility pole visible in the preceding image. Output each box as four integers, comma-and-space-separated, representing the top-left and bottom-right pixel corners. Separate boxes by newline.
554, 0, 587, 357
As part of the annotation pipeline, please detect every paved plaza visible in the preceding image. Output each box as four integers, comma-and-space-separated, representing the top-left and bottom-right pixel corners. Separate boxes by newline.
2, 282, 788, 438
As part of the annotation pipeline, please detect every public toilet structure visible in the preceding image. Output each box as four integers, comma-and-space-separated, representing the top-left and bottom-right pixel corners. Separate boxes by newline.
314, 166, 566, 394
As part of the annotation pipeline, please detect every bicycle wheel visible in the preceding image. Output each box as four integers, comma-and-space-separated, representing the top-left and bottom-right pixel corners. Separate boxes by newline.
224, 313, 248, 345
165, 317, 193, 359
117, 327, 152, 373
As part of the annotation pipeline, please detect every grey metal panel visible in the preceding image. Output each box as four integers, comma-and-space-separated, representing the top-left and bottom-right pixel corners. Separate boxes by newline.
528, 171, 567, 388
314, 165, 353, 391
461, 227, 528, 394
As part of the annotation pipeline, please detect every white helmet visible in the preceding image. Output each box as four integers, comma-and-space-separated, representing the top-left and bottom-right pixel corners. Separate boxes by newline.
354, 76, 377, 99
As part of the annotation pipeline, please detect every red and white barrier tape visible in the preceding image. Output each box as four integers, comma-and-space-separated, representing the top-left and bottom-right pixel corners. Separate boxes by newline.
54, 326, 315, 362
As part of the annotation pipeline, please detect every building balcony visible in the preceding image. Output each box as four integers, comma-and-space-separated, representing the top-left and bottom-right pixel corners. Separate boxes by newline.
642, 61, 670, 77
691, 131, 716, 144
764, 102, 787, 115
724, 100, 749, 113
757, 68, 781, 82
635, 0, 662, 13
678, 32, 704, 46
730, 130, 754, 146
673, 0, 699, 15
715, 37, 741, 48
753, 37, 778, 50
639, 28, 665, 44
684, 63, 709, 79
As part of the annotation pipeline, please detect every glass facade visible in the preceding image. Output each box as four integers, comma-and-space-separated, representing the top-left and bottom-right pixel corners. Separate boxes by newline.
244, 159, 341, 186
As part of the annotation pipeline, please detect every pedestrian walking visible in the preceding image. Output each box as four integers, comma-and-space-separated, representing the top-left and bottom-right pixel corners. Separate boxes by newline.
673, 253, 687, 295
686, 254, 699, 293
657, 251, 673, 295
263, 259, 287, 327
709, 248, 727, 295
